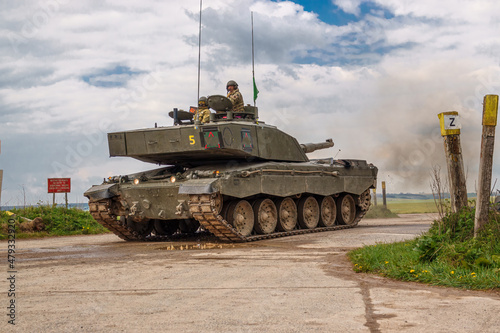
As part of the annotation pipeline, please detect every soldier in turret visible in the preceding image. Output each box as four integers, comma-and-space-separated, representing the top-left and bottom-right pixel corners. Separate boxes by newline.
197, 96, 211, 124
226, 80, 244, 112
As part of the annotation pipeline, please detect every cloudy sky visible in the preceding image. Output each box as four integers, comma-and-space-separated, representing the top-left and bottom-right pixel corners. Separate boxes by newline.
1, 0, 499, 206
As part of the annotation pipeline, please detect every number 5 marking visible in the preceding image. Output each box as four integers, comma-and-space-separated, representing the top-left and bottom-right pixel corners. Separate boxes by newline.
189, 135, 195, 145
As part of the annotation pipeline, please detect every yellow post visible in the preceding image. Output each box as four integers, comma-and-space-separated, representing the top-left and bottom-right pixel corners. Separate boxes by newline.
372, 188, 377, 206
437, 111, 467, 213
382, 181, 387, 208
474, 95, 499, 236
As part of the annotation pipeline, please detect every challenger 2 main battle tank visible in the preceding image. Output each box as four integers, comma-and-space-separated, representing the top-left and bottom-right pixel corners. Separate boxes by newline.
84, 95, 378, 242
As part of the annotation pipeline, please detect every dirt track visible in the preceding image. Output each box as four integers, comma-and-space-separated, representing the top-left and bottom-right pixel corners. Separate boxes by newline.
2, 214, 499, 332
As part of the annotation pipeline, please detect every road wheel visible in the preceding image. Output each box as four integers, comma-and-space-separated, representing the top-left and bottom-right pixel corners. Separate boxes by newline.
336, 194, 356, 225
275, 197, 297, 232
126, 217, 153, 236
226, 200, 254, 237
319, 196, 336, 227
253, 199, 278, 234
297, 196, 319, 229
179, 219, 200, 233
153, 220, 178, 236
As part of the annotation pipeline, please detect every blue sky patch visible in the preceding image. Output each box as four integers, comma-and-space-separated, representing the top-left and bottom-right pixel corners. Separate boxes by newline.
82, 65, 145, 88
281, 0, 395, 25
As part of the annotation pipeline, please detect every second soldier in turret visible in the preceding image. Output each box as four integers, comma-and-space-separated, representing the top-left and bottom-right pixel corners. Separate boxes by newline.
197, 96, 211, 124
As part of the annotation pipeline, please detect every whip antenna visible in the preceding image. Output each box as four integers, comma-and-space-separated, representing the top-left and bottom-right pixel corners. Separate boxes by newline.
196, 0, 203, 122
251, 11, 259, 109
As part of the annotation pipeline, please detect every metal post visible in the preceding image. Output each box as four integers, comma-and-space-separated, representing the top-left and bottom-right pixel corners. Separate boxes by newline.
65, 192, 68, 210
474, 95, 498, 236
382, 181, 387, 208
53, 193, 56, 207
438, 111, 467, 213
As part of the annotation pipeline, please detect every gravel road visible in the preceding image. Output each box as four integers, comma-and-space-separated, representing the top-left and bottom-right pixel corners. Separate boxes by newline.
2, 213, 499, 332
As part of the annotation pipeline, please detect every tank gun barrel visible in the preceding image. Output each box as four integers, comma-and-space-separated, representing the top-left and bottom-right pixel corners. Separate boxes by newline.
300, 139, 334, 153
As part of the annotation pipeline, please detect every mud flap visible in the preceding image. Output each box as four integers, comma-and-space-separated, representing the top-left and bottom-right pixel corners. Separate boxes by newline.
178, 179, 217, 194
84, 183, 119, 201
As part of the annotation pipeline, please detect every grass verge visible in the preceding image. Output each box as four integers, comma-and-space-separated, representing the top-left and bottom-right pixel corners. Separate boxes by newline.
0, 206, 108, 240
349, 207, 500, 290
387, 199, 440, 214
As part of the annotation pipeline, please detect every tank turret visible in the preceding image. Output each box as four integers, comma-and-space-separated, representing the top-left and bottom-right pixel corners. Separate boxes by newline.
108, 96, 309, 166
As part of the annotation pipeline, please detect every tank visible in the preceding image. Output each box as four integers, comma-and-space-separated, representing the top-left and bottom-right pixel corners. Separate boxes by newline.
84, 95, 378, 242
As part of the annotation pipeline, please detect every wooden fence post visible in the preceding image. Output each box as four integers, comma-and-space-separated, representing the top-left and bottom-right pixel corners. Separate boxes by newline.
0, 139, 2, 209
474, 95, 499, 237
0, 170, 3, 209
438, 111, 468, 213
372, 188, 377, 206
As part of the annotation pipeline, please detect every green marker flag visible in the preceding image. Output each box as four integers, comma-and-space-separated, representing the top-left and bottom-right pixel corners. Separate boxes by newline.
253, 77, 259, 101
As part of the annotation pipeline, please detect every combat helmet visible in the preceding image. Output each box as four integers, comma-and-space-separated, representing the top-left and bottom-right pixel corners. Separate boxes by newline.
226, 80, 238, 89
198, 96, 208, 107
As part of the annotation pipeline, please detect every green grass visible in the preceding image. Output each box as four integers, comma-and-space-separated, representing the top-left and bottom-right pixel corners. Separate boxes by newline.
0, 206, 109, 240
349, 208, 500, 290
386, 199, 440, 214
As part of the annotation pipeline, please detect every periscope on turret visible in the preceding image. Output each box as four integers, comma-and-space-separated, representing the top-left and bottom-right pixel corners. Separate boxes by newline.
85, 95, 378, 242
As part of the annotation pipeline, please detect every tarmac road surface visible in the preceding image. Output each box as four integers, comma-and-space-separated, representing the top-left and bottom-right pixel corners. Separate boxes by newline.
2, 213, 499, 332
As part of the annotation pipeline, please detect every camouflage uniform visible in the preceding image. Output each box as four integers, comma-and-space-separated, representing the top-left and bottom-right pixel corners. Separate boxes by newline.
197, 106, 211, 124
197, 96, 211, 124
227, 88, 244, 112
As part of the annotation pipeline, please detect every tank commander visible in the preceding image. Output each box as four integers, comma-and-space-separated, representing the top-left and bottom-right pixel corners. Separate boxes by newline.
196, 96, 211, 124
226, 80, 244, 112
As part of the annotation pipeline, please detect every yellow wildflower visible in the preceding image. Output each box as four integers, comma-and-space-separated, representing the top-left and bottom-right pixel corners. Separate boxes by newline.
451, 271, 455, 274
410, 269, 415, 273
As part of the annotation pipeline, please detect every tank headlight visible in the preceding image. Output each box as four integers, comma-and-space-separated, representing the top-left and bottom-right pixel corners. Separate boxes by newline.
170, 176, 177, 183
133, 178, 140, 185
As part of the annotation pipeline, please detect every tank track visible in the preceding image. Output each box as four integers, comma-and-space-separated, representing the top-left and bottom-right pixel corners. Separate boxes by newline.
188, 193, 369, 242
89, 200, 172, 241
90, 191, 369, 242
89, 200, 151, 241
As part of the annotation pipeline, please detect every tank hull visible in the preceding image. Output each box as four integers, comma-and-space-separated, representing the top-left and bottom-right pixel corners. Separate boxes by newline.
85, 159, 377, 241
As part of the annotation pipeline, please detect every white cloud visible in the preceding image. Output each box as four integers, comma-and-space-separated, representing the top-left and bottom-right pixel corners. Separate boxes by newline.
333, 0, 363, 16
